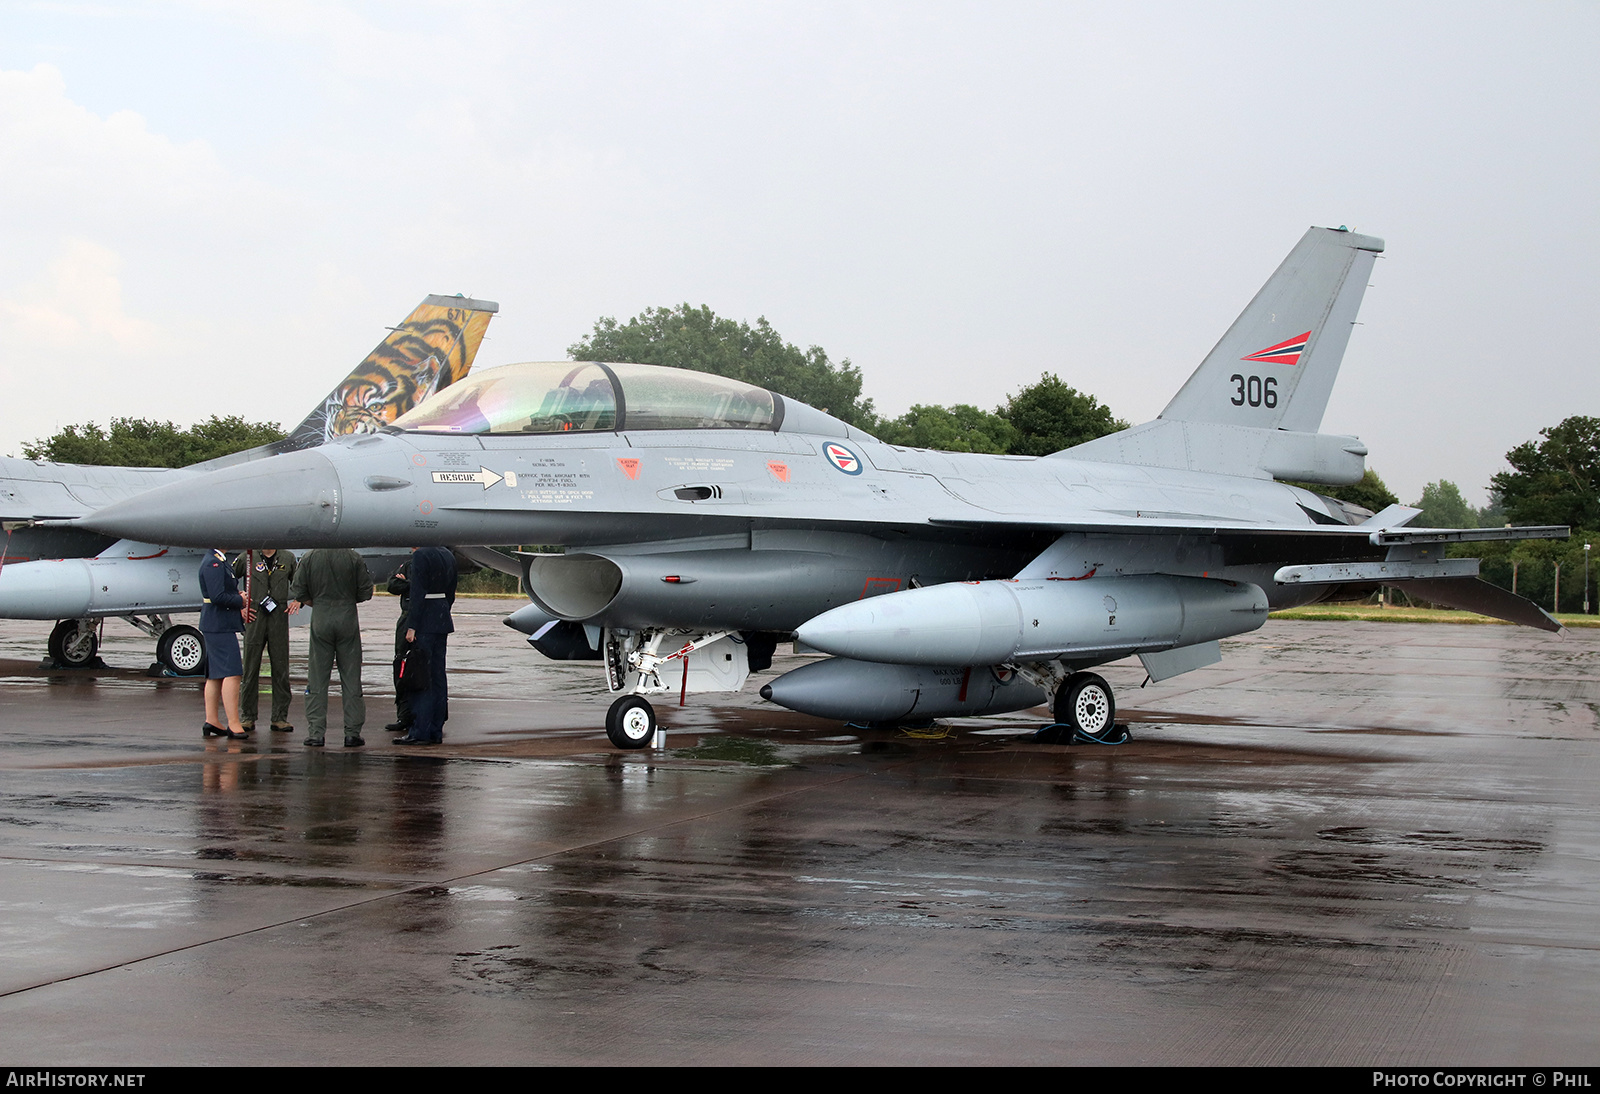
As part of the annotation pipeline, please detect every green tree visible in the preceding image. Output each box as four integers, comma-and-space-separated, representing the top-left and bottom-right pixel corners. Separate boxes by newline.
569, 304, 875, 429
1474, 531, 1599, 614
1476, 489, 1507, 529
997, 373, 1126, 456
1412, 480, 1478, 528
1490, 416, 1600, 528
875, 404, 1018, 453
21, 416, 286, 468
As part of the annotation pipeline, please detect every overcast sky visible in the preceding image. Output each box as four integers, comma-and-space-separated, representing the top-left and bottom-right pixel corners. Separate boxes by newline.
1, 1, 1595, 504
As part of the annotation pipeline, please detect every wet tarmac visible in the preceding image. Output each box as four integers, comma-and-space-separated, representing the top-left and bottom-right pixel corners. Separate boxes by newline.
0, 598, 1597, 1065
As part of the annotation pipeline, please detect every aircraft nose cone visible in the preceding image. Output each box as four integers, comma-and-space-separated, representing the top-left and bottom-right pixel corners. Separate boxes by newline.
79, 450, 345, 549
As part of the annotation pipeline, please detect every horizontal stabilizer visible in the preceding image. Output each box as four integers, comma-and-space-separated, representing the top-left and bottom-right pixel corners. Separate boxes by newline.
1359, 504, 1422, 529
1396, 577, 1563, 633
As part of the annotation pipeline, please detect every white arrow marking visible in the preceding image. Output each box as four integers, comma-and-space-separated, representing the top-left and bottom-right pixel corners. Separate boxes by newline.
430, 466, 504, 490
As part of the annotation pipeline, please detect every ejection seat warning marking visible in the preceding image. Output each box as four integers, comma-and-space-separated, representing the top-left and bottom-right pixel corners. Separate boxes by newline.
617, 458, 641, 480
767, 461, 789, 482
431, 467, 504, 489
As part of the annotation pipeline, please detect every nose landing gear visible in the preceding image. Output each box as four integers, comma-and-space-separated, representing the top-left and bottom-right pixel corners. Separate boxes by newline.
606, 695, 658, 750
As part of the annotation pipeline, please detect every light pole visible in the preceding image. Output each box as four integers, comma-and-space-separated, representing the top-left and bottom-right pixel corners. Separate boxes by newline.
1586, 543, 1592, 615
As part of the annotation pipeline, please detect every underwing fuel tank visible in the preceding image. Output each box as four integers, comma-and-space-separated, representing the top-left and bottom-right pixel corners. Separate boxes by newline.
759, 658, 1048, 722
797, 574, 1269, 666
0, 549, 199, 619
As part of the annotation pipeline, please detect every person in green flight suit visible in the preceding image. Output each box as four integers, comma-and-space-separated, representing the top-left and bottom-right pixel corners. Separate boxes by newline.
232, 548, 298, 733
287, 548, 373, 748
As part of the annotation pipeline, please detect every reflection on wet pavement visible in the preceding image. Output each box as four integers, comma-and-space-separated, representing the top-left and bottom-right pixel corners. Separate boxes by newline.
0, 603, 1597, 1064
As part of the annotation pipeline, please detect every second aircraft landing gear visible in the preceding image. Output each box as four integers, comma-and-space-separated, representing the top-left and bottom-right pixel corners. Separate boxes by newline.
606, 695, 657, 750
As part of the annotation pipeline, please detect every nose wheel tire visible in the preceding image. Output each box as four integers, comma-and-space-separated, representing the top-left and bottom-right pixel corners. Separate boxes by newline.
1054, 672, 1117, 741
606, 695, 658, 750
156, 625, 208, 676
47, 620, 99, 668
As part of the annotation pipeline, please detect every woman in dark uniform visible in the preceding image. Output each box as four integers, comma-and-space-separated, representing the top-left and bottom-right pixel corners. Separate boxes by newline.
198, 549, 250, 739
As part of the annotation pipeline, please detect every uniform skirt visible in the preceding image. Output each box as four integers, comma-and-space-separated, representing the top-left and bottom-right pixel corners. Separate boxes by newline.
202, 630, 243, 679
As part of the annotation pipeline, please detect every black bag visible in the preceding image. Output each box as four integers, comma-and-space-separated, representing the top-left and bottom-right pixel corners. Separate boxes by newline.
394, 642, 431, 694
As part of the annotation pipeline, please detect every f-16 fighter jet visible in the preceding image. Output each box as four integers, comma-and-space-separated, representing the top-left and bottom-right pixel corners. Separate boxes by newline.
76, 229, 1565, 744
0, 295, 497, 672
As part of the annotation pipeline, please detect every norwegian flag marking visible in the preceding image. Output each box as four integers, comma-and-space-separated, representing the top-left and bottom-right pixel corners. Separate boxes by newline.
1241, 330, 1312, 366
825, 443, 863, 475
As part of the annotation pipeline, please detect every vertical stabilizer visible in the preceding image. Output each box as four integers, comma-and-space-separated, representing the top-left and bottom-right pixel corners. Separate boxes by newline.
1159, 227, 1382, 432
277, 294, 499, 453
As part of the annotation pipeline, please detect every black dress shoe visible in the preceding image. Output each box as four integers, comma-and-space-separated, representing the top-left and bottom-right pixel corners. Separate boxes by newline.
345, 736, 365, 747
304, 738, 325, 747
223, 728, 249, 740
203, 723, 227, 737
393, 735, 434, 746
385, 720, 413, 732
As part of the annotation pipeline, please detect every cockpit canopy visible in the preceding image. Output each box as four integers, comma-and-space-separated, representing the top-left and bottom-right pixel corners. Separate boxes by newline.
391, 361, 780, 435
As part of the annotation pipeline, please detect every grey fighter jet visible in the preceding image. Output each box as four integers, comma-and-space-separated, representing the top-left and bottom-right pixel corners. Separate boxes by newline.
1, 295, 497, 671
77, 229, 1566, 744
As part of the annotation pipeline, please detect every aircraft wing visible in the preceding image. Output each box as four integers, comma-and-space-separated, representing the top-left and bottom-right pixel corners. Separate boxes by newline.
0, 460, 183, 523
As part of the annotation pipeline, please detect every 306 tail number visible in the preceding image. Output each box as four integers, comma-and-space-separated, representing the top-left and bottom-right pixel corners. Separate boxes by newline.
1230, 374, 1277, 408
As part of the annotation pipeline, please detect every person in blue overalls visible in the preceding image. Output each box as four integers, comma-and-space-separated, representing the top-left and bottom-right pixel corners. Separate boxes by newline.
394, 545, 456, 745
198, 549, 250, 740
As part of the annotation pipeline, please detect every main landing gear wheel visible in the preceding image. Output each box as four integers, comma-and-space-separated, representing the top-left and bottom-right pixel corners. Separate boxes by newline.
1054, 672, 1118, 742
606, 695, 657, 750
156, 625, 207, 676
47, 620, 98, 667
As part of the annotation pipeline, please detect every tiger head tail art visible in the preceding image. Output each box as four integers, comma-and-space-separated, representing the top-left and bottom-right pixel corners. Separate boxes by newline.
279, 294, 499, 454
